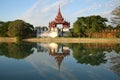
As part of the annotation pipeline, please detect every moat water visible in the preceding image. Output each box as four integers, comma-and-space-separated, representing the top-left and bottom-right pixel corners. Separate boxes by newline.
0, 42, 120, 80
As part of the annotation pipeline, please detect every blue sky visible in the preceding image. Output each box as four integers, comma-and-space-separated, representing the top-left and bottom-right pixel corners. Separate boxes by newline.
0, 0, 120, 27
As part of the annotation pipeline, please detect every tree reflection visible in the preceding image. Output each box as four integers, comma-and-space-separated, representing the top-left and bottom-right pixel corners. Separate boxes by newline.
37, 43, 70, 70
109, 53, 120, 76
36, 43, 48, 52
0, 42, 35, 59
70, 43, 120, 66
110, 56, 120, 76
71, 43, 106, 66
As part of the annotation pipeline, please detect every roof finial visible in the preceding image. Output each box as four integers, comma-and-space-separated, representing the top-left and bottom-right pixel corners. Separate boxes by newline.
59, 4, 60, 12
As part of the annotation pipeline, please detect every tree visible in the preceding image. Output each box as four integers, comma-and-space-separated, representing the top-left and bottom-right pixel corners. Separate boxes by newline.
73, 21, 82, 37
115, 24, 120, 29
106, 25, 114, 29
73, 15, 107, 37
7, 20, 34, 39
66, 32, 72, 37
0, 21, 4, 26
111, 6, 120, 25
0, 21, 11, 37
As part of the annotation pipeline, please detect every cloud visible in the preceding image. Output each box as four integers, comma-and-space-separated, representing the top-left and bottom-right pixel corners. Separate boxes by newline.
42, 0, 74, 13
19, 0, 74, 26
68, 2, 102, 25
69, 0, 120, 23
19, 0, 120, 27
104, 0, 120, 8
26, 47, 77, 80
95, 0, 120, 21
94, 10, 112, 21
71, 2, 101, 17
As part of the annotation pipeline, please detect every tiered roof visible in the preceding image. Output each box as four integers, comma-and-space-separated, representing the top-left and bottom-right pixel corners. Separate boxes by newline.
49, 5, 70, 29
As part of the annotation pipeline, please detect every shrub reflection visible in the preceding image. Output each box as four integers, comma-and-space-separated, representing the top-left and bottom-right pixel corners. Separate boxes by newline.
0, 42, 35, 59
69, 43, 120, 66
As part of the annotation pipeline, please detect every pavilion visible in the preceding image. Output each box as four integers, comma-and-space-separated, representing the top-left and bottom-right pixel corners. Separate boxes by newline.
37, 5, 70, 38
48, 5, 70, 32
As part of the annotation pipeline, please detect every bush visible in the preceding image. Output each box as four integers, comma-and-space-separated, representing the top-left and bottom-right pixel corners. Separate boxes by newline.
115, 33, 120, 38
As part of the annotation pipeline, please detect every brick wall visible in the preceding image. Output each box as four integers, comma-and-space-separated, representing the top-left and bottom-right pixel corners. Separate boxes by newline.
88, 29, 120, 38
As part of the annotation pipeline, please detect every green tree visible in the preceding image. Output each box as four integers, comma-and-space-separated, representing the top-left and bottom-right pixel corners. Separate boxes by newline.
0, 21, 4, 26
73, 21, 82, 37
106, 25, 114, 29
66, 32, 72, 37
115, 33, 120, 38
73, 15, 107, 37
7, 20, 34, 39
114, 24, 120, 38
115, 24, 120, 29
0, 21, 11, 37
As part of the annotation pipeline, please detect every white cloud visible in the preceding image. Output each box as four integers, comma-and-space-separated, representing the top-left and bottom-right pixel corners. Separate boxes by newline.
69, 0, 120, 24
19, 0, 75, 27
71, 2, 101, 17
94, 0, 120, 22
97, 11, 111, 16
104, 0, 120, 8
19, 0, 120, 27
94, 10, 112, 21
41, 0, 75, 13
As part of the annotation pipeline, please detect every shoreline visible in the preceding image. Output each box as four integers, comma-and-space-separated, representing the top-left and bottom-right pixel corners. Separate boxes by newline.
0, 37, 120, 43
23, 38, 120, 43
0, 37, 16, 43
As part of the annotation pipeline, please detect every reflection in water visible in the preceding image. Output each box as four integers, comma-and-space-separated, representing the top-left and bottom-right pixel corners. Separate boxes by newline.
36, 43, 120, 75
37, 43, 70, 70
69, 43, 120, 76
106, 51, 120, 76
71, 43, 107, 65
0, 42, 35, 59
0, 42, 120, 80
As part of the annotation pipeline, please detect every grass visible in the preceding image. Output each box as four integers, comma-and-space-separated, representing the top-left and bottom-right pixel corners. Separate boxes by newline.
0, 37, 120, 43
0, 37, 16, 42
22, 38, 120, 43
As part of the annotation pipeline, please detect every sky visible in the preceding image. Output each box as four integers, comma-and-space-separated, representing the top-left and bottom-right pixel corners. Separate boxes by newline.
0, 0, 120, 27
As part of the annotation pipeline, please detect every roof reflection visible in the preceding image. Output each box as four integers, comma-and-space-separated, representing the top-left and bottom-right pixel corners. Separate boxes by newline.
37, 43, 70, 70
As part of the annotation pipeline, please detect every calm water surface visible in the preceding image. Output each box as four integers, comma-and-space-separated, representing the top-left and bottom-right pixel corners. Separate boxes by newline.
0, 42, 120, 80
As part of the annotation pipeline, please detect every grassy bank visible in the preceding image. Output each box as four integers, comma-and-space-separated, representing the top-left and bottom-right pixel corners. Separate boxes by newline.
0, 37, 16, 42
23, 38, 120, 43
0, 37, 120, 43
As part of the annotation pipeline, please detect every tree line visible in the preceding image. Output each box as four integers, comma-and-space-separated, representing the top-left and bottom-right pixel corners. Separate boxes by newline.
67, 6, 120, 37
69, 15, 120, 37
0, 20, 36, 40
0, 42, 35, 59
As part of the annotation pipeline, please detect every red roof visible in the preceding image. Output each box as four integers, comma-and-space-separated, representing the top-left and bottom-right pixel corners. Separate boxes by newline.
55, 6, 64, 22
48, 5, 70, 29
